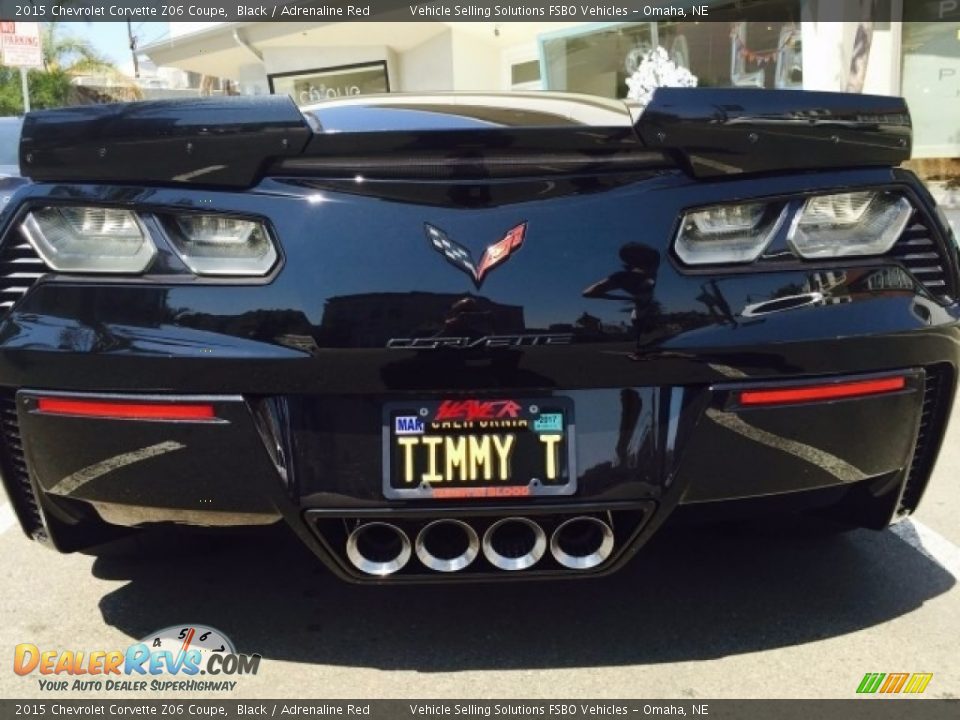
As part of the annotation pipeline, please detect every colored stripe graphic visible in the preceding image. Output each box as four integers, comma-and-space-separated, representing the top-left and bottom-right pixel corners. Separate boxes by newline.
903, 674, 934, 694
879, 673, 909, 693
857, 673, 885, 693
857, 672, 933, 694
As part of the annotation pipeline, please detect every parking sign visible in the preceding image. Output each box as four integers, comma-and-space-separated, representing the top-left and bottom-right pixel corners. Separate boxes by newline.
1, 22, 43, 69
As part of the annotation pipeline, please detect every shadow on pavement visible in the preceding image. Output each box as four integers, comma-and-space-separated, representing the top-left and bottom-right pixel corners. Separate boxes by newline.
90, 516, 954, 670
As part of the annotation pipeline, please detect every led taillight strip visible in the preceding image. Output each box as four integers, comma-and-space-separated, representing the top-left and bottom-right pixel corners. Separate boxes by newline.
37, 397, 216, 421
739, 376, 907, 407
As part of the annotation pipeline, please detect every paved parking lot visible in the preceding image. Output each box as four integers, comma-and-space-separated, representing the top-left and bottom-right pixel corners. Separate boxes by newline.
1, 406, 958, 700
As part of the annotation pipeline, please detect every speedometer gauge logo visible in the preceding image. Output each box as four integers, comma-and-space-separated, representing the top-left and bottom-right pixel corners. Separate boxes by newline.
142, 624, 236, 659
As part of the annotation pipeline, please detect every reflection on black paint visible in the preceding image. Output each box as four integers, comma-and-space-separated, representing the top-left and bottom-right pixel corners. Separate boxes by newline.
583, 242, 663, 348
317, 291, 525, 347
696, 279, 738, 327
616, 388, 642, 469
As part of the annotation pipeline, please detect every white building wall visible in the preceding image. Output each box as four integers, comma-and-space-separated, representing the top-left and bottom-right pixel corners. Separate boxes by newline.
449, 29, 502, 91
862, 24, 901, 95
398, 31, 454, 91
800, 21, 899, 94
237, 63, 270, 96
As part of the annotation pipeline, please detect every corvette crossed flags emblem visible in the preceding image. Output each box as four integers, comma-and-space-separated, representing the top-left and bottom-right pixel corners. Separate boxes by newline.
425, 222, 527, 289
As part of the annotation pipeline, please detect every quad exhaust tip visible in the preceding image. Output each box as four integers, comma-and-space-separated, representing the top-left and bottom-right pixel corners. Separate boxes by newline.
346, 522, 411, 576
345, 515, 613, 576
415, 519, 480, 573
482, 516, 547, 571
549, 516, 614, 570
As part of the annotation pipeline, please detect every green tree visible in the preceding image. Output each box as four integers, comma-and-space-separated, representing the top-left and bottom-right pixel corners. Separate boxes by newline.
40, 22, 113, 74
0, 66, 71, 114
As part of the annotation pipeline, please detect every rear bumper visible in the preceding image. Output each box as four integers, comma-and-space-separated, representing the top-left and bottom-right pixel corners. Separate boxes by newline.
2, 357, 953, 582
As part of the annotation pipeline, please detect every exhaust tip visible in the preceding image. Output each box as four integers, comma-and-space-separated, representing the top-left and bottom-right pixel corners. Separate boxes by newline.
346, 522, 411, 576
415, 519, 480, 573
482, 517, 546, 571
550, 516, 614, 570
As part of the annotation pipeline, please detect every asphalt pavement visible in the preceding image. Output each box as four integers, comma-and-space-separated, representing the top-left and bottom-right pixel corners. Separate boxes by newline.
1, 405, 958, 700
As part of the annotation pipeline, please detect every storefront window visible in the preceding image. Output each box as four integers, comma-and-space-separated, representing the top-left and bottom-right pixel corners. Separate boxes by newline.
658, 20, 802, 89
511, 60, 541, 87
902, 22, 960, 158
541, 23, 655, 99
540, 4, 802, 99
268, 61, 389, 106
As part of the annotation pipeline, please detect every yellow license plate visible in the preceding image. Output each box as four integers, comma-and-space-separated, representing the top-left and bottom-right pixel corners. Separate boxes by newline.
383, 398, 576, 500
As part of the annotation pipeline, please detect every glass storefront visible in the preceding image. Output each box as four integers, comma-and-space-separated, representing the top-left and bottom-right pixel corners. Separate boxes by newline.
540, 3, 803, 98
902, 22, 960, 159
541, 23, 655, 99
268, 61, 389, 106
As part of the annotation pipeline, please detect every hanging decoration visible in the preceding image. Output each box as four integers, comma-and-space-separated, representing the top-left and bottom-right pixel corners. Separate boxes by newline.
731, 21, 800, 66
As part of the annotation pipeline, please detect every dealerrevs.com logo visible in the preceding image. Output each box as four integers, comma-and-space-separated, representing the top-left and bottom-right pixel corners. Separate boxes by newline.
14, 625, 260, 693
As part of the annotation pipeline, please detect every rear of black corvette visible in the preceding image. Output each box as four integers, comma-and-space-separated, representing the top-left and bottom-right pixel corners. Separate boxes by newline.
1, 88, 957, 583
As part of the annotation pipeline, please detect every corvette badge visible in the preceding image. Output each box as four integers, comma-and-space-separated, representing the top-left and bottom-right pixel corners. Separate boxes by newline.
425, 222, 527, 288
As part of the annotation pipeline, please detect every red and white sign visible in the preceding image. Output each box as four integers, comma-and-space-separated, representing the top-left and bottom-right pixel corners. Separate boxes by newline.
1, 22, 43, 69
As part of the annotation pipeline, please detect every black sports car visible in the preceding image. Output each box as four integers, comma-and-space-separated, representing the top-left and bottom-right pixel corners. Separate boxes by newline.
1, 89, 956, 582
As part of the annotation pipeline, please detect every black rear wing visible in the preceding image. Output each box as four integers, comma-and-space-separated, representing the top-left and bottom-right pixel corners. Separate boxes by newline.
19, 95, 311, 188
19, 89, 911, 187
634, 87, 911, 178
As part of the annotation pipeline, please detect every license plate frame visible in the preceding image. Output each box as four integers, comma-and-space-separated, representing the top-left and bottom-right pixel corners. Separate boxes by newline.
381, 397, 576, 500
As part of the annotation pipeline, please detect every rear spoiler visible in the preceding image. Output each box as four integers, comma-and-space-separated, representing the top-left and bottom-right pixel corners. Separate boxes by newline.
19, 89, 912, 187
19, 96, 311, 188
635, 87, 912, 178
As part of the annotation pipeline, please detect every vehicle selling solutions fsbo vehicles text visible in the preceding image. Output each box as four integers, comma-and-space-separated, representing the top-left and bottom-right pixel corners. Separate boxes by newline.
408, 5, 634, 18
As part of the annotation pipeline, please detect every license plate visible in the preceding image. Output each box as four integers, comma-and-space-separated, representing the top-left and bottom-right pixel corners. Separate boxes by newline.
382, 397, 576, 500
